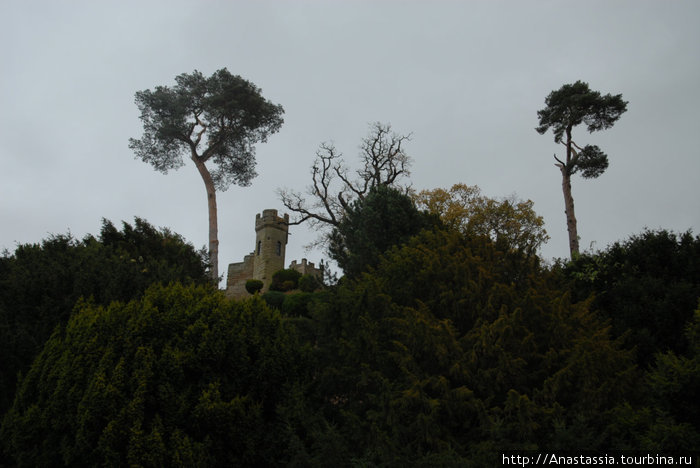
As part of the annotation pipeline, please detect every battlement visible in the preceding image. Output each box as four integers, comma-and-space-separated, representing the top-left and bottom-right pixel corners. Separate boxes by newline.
226, 208, 321, 299
255, 209, 289, 232
289, 258, 324, 280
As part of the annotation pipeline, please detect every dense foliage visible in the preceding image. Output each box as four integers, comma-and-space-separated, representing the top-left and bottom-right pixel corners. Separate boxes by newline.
129, 68, 285, 280
129, 70, 284, 191
244, 279, 264, 295
328, 185, 439, 279
298, 274, 321, 293
270, 269, 303, 292
0, 218, 208, 417
557, 229, 700, 367
414, 183, 549, 255
1, 284, 309, 466
305, 230, 639, 464
2, 213, 698, 465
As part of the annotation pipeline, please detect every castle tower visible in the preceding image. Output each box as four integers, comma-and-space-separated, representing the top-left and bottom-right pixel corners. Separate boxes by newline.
252, 209, 289, 289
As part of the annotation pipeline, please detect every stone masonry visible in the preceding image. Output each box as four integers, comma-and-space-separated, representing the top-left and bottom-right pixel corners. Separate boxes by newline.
225, 209, 323, 299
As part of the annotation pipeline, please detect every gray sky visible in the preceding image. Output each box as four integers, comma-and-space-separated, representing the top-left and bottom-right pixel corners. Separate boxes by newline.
2, 0, 699, 284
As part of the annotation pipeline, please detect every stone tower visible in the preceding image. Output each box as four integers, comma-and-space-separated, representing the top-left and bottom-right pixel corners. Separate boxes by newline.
252, 209, 289, 289
226, 209, 322, 299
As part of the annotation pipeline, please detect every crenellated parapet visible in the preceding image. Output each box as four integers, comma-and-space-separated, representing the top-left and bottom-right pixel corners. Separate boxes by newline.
227, 209, 320, 299
289, 258, 324, 279
255, 209, 289, 233
252, 209, 289, 288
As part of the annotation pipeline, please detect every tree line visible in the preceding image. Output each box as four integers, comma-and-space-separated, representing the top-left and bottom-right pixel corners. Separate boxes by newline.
1, 71, 696, 465
1, 196, 697, 465
127, 70, 623, 284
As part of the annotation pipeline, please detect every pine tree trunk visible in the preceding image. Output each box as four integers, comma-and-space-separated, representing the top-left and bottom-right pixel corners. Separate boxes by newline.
560, 128, 580, 259
560, 167, 579, 259
193, 159, 219, 283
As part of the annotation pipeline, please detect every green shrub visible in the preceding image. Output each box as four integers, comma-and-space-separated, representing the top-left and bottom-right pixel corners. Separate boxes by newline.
298, 274, 320, 292
282, 292, 313, 316
0, 284, 308, 466
0, 218, 209, 420
270, 269, 302, 292
245, 279, 264, 295
261, 290, 286, 309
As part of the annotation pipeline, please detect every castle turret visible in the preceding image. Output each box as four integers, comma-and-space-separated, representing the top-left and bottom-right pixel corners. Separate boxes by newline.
226, 209, 322, 299
252, 209, 289, 290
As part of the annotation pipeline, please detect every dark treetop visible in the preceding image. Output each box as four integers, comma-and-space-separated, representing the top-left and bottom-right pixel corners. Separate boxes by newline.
129, 69, 284, 190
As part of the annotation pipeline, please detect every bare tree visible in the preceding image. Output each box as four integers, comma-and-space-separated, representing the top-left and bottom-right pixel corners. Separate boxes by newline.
278, 122, 412, 247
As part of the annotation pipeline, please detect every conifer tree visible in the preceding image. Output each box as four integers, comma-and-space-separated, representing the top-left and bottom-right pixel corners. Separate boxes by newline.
130, 69, 284, 282
536, 81, 627, 258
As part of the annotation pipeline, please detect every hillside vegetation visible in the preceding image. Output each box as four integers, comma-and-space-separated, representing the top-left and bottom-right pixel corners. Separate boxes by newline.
1, 203, 698, 465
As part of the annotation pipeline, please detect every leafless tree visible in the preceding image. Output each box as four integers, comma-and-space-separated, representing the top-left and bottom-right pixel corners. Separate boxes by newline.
278, 122, 412, 247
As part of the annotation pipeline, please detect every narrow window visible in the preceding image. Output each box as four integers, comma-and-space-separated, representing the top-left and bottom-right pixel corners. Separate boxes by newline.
257, 241, 261, 255
276, 241, 282, 256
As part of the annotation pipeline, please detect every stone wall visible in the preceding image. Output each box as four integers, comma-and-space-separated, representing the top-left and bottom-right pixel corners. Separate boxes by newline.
225, 253, 255, 297
289, 258, 324, 279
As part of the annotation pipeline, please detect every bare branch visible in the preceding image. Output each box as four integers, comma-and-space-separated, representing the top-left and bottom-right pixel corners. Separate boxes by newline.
278, 187, 338, 227
358, 122, 412, 189
191, 112, 207, 148
277, 122, 413, 249
570, 140, 584, 152
335, 162, 365, 200
310, 144, 342, 226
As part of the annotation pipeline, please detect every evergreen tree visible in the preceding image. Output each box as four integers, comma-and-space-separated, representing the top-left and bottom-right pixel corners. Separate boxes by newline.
607, 307, 700, 451
558, 229, 700, 366
306, 229, 637, 463
1, 284, 310, 466
328, 184, 438, 278
0, 219, 208, 422
130, 69, 284, 281
536, 81, 627, 258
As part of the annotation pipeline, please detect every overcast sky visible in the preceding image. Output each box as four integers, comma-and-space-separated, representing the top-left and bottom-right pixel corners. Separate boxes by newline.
2, 1, 699, 284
